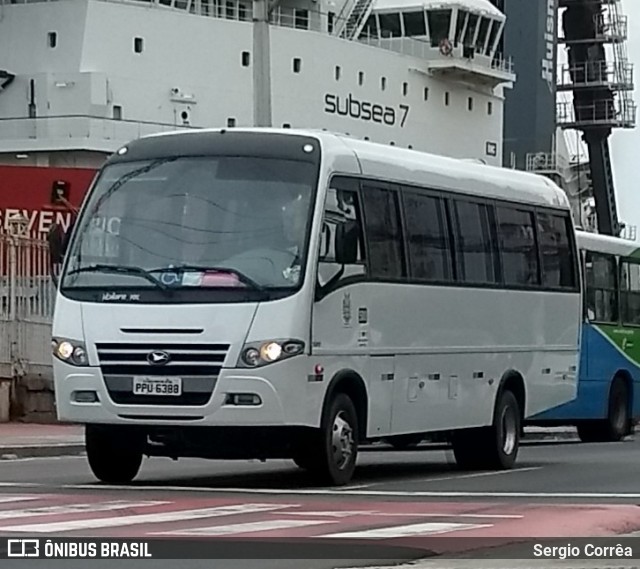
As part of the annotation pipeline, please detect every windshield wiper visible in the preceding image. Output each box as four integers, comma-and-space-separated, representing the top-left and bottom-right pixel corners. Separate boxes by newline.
65, 264, 171, 293
151, 265, 267, 292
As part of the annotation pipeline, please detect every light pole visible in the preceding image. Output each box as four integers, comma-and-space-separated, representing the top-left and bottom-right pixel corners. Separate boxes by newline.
252, 0, 279, 127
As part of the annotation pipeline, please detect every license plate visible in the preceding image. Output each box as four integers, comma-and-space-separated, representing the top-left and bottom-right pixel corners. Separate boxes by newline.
132, 376, 182, 396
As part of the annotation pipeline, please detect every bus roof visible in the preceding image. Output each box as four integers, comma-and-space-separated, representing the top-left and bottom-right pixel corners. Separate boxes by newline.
576, 229, 640, 257
118, 128, 571, 210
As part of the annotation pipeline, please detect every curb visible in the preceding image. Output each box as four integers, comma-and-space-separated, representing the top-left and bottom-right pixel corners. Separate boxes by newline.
0, 443, 85, 460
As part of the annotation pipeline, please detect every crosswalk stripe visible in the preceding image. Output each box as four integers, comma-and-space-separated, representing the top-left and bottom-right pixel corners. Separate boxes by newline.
0, 500, 168, 521
0, 496, 40, 505
320, 521, 492, 538
0, 503, 298, 533
152, 519, 334, 536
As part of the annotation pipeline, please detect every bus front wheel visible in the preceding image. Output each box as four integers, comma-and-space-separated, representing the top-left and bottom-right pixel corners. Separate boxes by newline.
298, 393, 358, 485
577, 378, 630, 443
452, 389, 521, 470
85, 425, 144, 484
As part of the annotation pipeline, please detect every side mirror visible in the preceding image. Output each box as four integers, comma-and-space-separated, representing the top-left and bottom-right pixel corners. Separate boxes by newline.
335, 220, 359, 265
47, 222, 72, 265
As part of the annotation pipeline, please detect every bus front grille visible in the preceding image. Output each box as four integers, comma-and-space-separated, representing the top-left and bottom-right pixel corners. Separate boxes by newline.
96, 342, 230, 406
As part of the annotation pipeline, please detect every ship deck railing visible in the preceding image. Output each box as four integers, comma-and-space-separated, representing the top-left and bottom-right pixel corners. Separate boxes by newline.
2, 0, 513, 74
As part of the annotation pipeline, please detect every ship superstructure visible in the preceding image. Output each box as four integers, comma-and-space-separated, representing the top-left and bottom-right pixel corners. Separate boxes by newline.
0, 0, 514, 169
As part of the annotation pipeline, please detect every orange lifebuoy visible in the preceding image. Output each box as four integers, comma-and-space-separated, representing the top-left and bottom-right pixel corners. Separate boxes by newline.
439, 38, 453, 56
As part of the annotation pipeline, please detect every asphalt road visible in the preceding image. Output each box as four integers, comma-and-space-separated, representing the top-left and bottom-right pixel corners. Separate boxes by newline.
2, 438, 640, 500
1, 438, 640, 569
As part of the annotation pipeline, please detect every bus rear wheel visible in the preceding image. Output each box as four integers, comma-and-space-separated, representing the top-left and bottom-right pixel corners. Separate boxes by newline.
298, 393, 358, 486
86, 425, 144, 484
577, 378, 630, 443
452, 389, 521, 470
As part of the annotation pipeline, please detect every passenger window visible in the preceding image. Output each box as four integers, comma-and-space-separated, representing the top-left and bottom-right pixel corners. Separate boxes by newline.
452, 199, 499, 285
585, 252, 617, 323
318, 181, 366, 289
620, 259, 640, 325
403, 191, 452, 282
495, 206, 539, 286
361, 185, 406, 279
537, 212, 577, 289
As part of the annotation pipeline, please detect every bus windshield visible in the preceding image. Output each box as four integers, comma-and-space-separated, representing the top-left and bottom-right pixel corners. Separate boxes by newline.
60, 156, 317, 300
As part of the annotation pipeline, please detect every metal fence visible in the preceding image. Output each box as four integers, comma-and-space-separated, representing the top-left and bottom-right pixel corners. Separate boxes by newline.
0, 230, 55, 381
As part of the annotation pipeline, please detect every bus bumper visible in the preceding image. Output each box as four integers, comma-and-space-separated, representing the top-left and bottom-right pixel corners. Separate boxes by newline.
52, 357, 322, 428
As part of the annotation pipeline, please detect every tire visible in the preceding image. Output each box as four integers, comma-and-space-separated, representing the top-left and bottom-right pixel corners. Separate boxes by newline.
452, 389, 521, 470
85, 425, 144, 484
304, 393, 358, 486
577, 378, 630, 443
387, 434, 423, 450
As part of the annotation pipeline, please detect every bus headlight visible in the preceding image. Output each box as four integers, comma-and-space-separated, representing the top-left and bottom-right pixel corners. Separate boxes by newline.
239, 339, 305, 368
52, 337, 89, 366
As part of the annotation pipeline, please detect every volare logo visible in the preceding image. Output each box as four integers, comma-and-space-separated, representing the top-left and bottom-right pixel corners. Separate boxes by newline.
7, 539, 40, 557
324, 94, 410, 127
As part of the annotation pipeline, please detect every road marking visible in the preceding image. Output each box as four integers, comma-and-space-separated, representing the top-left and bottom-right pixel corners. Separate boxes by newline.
0, 500, 169, 520
153, 519, 333, 536
0, 455, 85, 463
420, 466, 543, 483
0, 496, 40, 504
280, 510, 523, 519
281, 510, 379, 517
2, 480, 640, 500
0, 503, 298, 533
54, 484, 640, 499
320, 521, 491, 538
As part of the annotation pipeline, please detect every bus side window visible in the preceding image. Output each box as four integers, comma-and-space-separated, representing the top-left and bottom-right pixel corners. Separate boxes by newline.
586, 251, 618, 323
360, 184, 406, 279
621, 258, 640, 325
537, 211, 577, 289
317, 185, 366, 289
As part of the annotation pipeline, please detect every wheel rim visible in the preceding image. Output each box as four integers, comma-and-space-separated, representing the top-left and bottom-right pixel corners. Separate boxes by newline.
501, 405, 517, 456
331, 411, 355, 470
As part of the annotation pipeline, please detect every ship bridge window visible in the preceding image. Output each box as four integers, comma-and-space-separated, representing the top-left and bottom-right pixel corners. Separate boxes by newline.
427, 9, 452, 47
402, 11, 426, 37
295, 9, 309, 29
475, 16, 491, 53
454, 10, 467, 46
328, 11, 335, 33
378, 13, 401, 38
463, 13, 478, 47
485, 19, 500, 55
361, 15, 378, 39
